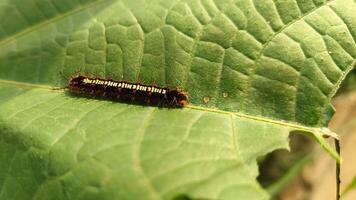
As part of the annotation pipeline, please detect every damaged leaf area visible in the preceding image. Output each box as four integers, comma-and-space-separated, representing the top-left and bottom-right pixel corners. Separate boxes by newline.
0, 0, 355, 199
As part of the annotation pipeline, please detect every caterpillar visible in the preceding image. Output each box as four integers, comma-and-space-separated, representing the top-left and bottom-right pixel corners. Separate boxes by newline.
68, 75, 188, 108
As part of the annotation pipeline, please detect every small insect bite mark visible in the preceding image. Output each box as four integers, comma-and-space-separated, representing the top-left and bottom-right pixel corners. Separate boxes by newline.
68, 75, 188, 108
203, 96, 210, 104
223, 92, 229, 98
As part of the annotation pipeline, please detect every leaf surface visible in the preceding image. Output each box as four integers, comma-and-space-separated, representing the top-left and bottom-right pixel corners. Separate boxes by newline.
0, 0, 355, 199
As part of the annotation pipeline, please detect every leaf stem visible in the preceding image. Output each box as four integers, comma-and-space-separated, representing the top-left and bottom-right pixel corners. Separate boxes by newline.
335, 139, 341, 200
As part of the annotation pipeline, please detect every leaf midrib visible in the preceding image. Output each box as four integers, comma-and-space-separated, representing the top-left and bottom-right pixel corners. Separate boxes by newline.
0, 78, 318, 133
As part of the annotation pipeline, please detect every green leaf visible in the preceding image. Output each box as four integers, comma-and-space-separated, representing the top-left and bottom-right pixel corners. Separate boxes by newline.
0, 0, 355, 199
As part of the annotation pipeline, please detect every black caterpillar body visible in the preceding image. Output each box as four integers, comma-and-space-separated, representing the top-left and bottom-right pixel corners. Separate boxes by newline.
68, 75, 188, 108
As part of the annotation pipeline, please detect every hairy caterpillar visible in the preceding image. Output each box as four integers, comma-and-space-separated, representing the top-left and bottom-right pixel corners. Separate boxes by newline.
68, 75, 188, 108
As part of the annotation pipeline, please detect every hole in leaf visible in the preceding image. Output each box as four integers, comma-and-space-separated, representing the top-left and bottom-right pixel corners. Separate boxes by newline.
257, 134, 314, 198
